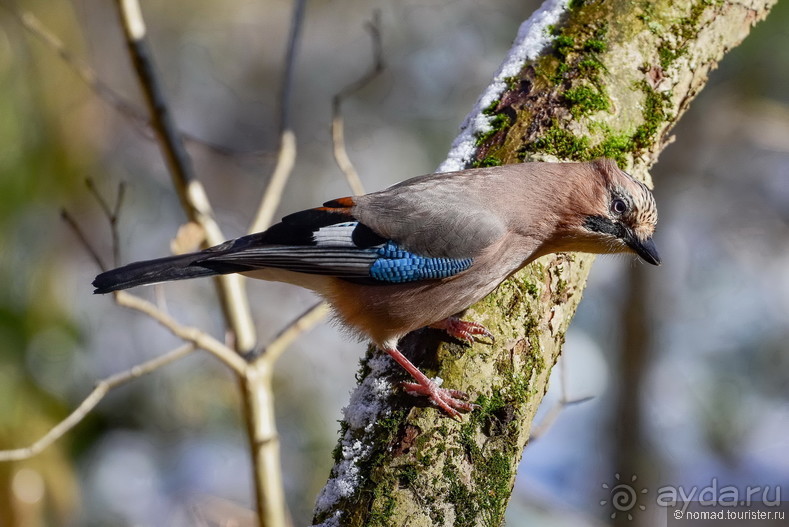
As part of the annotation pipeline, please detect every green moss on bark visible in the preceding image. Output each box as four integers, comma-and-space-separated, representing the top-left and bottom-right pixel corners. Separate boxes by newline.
564, 85, 610, 116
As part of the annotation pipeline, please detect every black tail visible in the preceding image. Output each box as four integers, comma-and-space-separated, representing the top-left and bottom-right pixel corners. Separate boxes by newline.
92, 252, 219, 294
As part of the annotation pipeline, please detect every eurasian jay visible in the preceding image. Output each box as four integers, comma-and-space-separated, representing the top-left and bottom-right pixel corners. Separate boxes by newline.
93, 158, 660, 417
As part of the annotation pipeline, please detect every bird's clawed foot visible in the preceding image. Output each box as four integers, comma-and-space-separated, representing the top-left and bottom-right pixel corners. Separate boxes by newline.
383, 345, 477, 419
430, 316, 494, 344
400, 379, 476, 419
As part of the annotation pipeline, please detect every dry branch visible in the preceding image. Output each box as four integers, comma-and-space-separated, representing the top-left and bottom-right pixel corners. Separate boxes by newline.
527, 358, 593, 442
248, 0, 306, 234
3, 5, 265, 158
330, 10, 384, 196
112, 0, 256, 352
85, 179, 125, 267
114, 291, 248, 374
254, 301, 330, 365
249, 129, 297, 234
0, 343, 194, 462
60, 209, 107, 272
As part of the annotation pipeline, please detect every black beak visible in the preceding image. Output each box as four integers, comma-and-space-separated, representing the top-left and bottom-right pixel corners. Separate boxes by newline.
628, 236, 661, 265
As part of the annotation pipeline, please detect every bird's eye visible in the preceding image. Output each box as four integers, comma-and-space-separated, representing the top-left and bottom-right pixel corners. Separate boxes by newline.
611, 198, 628, 215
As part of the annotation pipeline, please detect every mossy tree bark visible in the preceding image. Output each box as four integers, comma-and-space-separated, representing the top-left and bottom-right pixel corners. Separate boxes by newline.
313, 0, 776, 525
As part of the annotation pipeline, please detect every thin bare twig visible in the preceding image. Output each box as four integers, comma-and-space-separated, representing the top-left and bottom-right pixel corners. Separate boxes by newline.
278, 0, 307, 136
113, 0, 202, 221
528, 359, 593, 442
112, 0, 256, 352
248, 0, 306, 234
331, 117, 365, 196
252, 301, 330, 365
331, 10, 384, 196
111, 183, 126, 267
86, 179, 125, 267
84, 179, 115, 222
3, 5, 267, 158
528, 396, 594, 442
114, 291, 248, 374
6, 6, 144, 126
249, 130, 297, 233
0, 343, 195, 462
61, 209, 107, 272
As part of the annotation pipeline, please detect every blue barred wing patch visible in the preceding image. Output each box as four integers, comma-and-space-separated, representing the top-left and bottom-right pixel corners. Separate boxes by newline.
198, 219, 472, 284
369, 241, 472, 283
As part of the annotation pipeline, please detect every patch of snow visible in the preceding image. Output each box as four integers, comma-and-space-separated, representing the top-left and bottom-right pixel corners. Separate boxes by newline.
341, 354, 394, 430
313, 354, 393, 518
439, 0, 570, 173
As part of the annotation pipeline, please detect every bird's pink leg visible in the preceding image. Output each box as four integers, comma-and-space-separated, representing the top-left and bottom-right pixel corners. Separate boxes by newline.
430, 316, 494, 343
383, 347, 474, 418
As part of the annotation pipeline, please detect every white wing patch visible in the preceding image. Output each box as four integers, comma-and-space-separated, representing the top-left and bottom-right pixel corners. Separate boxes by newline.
313, 222, 361, 247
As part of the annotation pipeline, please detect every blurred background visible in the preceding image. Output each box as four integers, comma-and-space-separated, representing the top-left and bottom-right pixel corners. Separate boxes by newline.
0, 0, 786, 525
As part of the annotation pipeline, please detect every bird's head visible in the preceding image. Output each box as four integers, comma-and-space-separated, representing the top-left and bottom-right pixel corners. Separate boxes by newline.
557, 159, 660, 265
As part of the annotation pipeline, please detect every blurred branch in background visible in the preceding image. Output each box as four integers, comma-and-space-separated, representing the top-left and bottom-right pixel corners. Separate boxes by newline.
84, 179, 125, 268
1, 3, 270, 159
0, 343, 195, 463
114, 291, 248, 374
528, 360, 593, 443
112, 0, 257, 354
248, 0, 305, 234
331, 9, 383, 196
59, 209, 108, 273
253, 302, 330, 365
0, 0, 317, 524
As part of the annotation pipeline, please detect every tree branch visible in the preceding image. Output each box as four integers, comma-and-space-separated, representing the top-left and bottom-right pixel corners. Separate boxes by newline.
66, 169, 321, 526
330, 10, 384, 196
248, 0, 306, 234
2, 4, 267, 159
313, 0, 778, 524
85, 179, 125, 268
253, 301, 330, 365
0, 343, 194, 462
60, 208, 107, 272
528, 358, 593, 442
112, 0, 256, 352
114, 291, 248, 374
249, 130, 297, 234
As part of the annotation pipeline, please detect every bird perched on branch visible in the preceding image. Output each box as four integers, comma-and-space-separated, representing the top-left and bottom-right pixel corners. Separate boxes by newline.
94, 158, 660, 417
